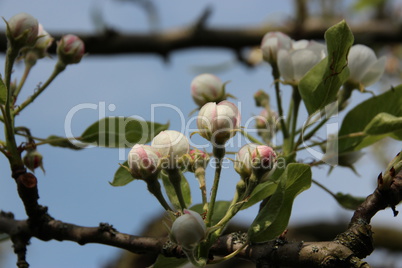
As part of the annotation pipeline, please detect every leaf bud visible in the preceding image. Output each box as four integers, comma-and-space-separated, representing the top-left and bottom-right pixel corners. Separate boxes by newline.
23, 149, 45, 173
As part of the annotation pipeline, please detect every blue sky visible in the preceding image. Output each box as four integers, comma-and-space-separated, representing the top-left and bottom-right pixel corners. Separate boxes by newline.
0, 1, 400, 267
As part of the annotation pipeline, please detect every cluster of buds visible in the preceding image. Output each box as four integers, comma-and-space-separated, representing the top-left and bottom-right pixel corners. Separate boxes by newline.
187, 148, 210, 173
127, 130, 190, 180
6, 13, 85, 65
197, 100, 241, 146
234, 143, 277, 178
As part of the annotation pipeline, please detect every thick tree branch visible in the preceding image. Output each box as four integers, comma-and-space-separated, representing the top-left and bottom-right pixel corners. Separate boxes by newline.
1, 169, 401, 267
0, 19, 400, 57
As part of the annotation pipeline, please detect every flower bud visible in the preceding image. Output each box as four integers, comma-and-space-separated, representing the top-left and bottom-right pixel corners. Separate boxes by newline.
23, 149, 45, 173
170, 209, 206, 250
128, 144, 161, 180
6, 13, 39, 48
191, 73, 226, 106
347, 44, 386, 90
197, 101, 241, 146
151, 130, 189, 169
253, 90, 270, 107
57, 34, 85, 65
187, 148, 210, 172
23, 24, 54, 65
260, 32, 292, 64
234, 143, 276, 178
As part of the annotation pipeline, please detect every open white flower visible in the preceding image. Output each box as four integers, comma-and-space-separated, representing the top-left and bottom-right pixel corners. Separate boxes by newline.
347, 44, 386, 89
277, 41, 326, 85
260, 32, 292, 64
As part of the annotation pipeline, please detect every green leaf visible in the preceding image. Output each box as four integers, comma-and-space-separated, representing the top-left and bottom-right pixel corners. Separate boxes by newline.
353, 0, 386, 11
248, 164, 312, 243
334, 192, 366, 210
0, 78, 6, 105
364, 113, 402, 135
152, 255, 188, 268
299, 20, 354, 114
44, 135, 84, 150
80, 117, 169, 148
110, 161, 134, 186
339, 86, 402, 152
161, 171, 192, 210
191, 201, 231, 226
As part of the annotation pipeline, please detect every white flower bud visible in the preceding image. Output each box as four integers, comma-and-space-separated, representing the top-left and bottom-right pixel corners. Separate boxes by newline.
6, 12, 39, 47
151, 130, 189, 169
171, 209, 206, 250
191, 73, 225, 106
260, 32, 292, 64
197, 101, 241, 146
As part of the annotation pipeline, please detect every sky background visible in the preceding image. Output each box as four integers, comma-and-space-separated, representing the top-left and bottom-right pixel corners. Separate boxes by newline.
0, 0, 401, 267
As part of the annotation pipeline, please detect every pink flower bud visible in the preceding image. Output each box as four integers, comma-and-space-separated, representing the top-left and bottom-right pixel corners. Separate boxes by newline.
260, 32, 292, 64
171, 209, 206, 250
128, 144, 160, 179
235, 143, 276, 178
197, 101, 241, 145
151, 130, 189, 169
57, 34, 85, 65
191, 74, 225, 106
6, 12, 39, 47
23, 149, 45, 173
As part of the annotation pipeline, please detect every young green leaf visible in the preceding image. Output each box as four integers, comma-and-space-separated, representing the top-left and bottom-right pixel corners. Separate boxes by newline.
0, 78, 6, 105
44, 135, 84, 150
80, 117, 169, 148
299, 20, 354, 114
334, 192, 366, 210
161, 170, 192, 210
248, 164, 311, 243
339, 86, 402, 152
110, 161, 134, 186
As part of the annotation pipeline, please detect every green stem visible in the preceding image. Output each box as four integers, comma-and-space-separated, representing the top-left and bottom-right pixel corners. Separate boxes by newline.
3, 45, 24, 169
146, 178, 173, 211
287, 85, 301, 153
271, 63, 288, 139
205, 146, 225, 227
194, 166, 208, 212
296, 131, 367, 152
14, 61, 66, 116
13, 60, 35, 101
312, 179, 336, 198
166, 168, 187, 210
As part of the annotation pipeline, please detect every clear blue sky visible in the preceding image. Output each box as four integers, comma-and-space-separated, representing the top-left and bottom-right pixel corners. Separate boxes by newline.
0, 1, 400, 267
